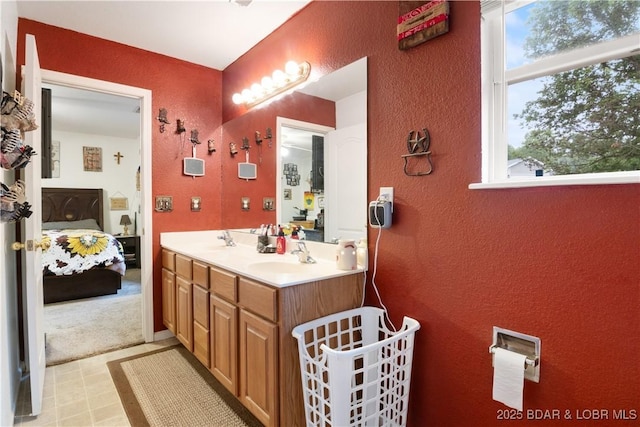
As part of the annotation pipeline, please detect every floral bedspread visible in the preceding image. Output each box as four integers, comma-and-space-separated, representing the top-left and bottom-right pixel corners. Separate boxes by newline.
42, 229, 126, 276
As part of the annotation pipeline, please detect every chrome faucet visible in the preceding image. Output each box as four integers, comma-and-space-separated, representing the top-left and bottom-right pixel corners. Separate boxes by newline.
217, 230, 236, 246
291, 241, 316, 264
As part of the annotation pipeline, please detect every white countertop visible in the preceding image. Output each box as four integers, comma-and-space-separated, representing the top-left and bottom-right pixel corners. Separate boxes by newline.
160, 230, 364, 288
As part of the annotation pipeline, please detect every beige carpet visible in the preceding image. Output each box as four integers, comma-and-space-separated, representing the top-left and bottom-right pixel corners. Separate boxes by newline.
108, 345, 263, 427
44, 270, 144, 365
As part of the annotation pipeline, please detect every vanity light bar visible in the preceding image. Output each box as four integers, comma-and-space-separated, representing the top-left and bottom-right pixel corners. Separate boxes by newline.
232, 61, 311, 108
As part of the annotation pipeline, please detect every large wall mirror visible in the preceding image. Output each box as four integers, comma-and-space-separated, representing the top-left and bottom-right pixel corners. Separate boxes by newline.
223, 57, 367, 243
278, 57, 367, 242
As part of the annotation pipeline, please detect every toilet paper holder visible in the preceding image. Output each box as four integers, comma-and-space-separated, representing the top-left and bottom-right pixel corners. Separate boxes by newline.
489, 326, 541, 383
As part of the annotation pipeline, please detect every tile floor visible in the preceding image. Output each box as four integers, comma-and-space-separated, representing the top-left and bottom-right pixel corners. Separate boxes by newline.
13, 337, 179, 427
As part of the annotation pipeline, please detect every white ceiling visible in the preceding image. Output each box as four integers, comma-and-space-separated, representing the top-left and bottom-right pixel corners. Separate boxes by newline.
42, 83, 142, 139
16, 0, 311, 70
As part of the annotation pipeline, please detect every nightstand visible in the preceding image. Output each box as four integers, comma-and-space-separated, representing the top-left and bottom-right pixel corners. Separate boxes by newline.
115, 235, 141, 269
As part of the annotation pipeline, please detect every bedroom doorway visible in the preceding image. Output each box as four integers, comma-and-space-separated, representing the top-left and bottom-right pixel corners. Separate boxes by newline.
40, 70, 153, 349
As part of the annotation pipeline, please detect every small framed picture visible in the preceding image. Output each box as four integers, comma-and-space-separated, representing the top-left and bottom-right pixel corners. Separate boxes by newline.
83, 146, 102, 172
284, 188, 292, 200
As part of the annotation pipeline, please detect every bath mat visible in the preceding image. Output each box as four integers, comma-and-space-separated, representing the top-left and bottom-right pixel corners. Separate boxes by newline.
107, 345, 262, 427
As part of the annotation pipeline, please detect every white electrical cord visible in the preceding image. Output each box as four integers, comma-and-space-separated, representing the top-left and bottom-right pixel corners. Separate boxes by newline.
360, 195, 397, 332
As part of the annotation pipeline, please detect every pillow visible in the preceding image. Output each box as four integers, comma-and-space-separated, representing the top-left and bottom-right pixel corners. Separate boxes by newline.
42, 219, 102, 231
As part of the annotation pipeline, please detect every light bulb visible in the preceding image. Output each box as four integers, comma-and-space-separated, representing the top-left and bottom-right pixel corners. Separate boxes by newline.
232, 93, 244, 105
251, 83, 263, 97
241, 89, 253, 102
261, 76, 274, 90
285, 61, 300, 77
272, 69, 286, 87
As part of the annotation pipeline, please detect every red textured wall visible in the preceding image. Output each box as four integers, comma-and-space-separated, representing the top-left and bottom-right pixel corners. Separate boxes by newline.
222, 2, 639, 426
17, 19, 223, 332
17, 0, 639, 425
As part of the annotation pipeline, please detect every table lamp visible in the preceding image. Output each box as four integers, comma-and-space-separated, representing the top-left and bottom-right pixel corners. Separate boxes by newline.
120, 214, 132, 235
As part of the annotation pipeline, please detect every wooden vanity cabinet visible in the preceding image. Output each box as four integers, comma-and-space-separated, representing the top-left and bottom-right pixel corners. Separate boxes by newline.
161, 249, 176, 334
162, 248, 363, 427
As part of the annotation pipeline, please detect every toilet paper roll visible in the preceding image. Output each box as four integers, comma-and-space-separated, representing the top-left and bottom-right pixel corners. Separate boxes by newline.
492, 348, 527, 411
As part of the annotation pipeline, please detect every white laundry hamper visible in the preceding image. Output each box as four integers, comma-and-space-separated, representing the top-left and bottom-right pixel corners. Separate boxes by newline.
292, 307, 420, 427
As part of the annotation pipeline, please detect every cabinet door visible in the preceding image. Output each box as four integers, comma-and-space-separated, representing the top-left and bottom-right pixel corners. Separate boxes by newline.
176, 276, 193, 351
193, 284, 210, 367
239, 310, 278, 427
162, 268, 176, 333
210, 295, 238, 395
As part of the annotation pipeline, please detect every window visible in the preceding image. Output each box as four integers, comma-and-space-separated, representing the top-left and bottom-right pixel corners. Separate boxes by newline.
474, 0, 640, 189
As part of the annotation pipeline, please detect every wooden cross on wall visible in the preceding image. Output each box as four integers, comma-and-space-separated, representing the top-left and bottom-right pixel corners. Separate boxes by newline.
114, 152, 124, 164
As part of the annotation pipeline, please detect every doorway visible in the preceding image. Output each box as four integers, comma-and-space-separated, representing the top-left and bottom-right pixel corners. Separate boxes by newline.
40, 69, 153, 344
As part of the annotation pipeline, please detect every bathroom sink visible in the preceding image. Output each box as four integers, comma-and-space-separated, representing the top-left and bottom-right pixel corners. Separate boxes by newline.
247, 261, 313, 274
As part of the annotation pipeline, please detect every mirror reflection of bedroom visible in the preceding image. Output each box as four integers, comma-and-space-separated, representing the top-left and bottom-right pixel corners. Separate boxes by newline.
41, 84, 143, 365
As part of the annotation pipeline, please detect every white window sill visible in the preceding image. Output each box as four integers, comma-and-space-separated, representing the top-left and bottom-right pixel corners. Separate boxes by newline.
469, 171, 640, 190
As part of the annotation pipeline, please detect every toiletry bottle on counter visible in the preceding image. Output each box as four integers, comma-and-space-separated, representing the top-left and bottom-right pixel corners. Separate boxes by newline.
276, 227, 286, 254
336, 239, 357, 270
357, 238, 368, 268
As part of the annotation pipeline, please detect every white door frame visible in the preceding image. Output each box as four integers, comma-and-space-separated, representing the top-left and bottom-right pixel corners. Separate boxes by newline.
276, 116, 334, 229
40, 69, 154, 342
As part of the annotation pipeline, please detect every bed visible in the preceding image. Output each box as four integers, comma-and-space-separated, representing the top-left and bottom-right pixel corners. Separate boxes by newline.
41, 188, 125, 304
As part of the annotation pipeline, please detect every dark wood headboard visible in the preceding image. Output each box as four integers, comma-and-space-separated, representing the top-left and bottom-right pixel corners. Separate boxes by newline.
42, 188, 104, 230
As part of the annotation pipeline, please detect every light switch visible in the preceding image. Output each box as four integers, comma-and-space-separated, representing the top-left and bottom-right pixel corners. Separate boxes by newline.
155, 196, 173, 212
263, 197, 275, 211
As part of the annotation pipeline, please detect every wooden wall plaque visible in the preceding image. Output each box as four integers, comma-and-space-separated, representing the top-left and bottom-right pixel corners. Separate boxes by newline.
398, 0, 450, 50
109, 197, 128, 210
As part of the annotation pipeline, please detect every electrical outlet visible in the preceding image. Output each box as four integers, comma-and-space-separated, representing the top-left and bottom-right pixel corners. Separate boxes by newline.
191, 197, 201, 212
379, 187, 394, 210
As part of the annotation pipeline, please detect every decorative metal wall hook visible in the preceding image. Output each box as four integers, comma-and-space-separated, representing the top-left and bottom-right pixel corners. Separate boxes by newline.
207, 139, 216, 153
255, 131, 262, 145
175, 119, 186, 134
241, 136, 250, 151
157, 108, 170, 133
190, 129, 201, 145
229, 142, 238, 156
401, 128, 434, 176
265, 127, 273, 147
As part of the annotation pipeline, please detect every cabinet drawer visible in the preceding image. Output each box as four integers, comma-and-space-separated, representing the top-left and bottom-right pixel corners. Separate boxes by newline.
162, 249, 175, 271
210, 267, 237, 302
193, 261, 209, 289
238, 278, 277, 322
175, 254, 192, 280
